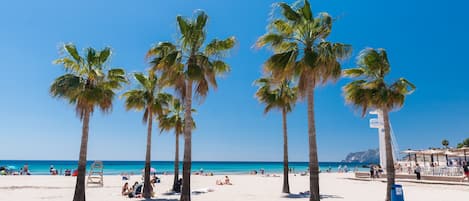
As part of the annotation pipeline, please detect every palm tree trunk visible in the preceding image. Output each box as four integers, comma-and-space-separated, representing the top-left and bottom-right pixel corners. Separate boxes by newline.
180, 81, 193, 201
383, 109, 395, 201
282, 108, 290, 193
73, 109, 90, 201
308, 84, 320, 201
143, 108, 153, 198
172, 131, 180, 192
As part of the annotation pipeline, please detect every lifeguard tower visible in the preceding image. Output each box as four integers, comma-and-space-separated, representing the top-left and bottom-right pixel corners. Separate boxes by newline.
369, 110, 400, 169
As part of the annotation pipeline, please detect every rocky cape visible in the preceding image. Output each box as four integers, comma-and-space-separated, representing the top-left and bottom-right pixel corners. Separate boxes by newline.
342, 149, 379, 164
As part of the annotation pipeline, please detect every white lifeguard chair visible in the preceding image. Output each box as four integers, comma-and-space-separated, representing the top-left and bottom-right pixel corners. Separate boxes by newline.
87, 161, 104, 187
369, 110, 400, 169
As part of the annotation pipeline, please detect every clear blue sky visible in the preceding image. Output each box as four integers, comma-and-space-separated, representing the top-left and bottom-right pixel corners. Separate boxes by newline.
0, 0, 468, 162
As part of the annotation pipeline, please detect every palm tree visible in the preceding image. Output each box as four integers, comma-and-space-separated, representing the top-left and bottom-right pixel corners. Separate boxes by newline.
146, 10, 236, 201
158, 97, 195, 192
442, 139, 449, 148
50, 44, 127, 201
256, 1, 351, 200
457, 138, 469, 148
122, 72, 172, 198
343, 48, 415, 201
255, 77, 297, 193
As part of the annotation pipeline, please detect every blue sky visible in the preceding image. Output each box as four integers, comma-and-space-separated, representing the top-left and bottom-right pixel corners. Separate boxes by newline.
0, 0, 468, 162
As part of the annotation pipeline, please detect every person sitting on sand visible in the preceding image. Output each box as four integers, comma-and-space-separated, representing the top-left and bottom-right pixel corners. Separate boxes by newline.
64, 169, 71, 176
174, 178, 182, 193
151, 175, 160, 184
216, 179, 224, 185
128, 182, 143, 198
224, 176, 232, 185
49, 165, 58, 175
131, 181, 139, 191
121, 182, 131, 196
23, 164, 30, 175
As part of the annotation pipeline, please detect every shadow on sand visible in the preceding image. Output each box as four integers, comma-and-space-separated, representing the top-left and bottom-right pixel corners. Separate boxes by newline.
284, 193, 344, 199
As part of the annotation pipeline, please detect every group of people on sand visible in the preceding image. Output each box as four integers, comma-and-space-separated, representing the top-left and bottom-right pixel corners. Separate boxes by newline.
0, 164, 31, 175
194, 168, 214, 176
250, 168, 266, 175
337, 165, 349, 173
122, 181, 144, 198
121, 174, 161, 198
369, 164, 383, 178
216, 176, 232, 185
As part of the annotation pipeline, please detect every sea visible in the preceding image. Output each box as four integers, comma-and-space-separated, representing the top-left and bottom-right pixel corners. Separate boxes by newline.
0, 160, 369, 175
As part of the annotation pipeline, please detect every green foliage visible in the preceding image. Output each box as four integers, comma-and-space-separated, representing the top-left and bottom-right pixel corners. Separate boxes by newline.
441, 139, 449, 148
457, 138, 469, 148
343, 48, 416, 116
122, 73, 172, 123
147, 11, 236, 103
50, 43, 127, 119
159, 97, 196, 135
256, 0, 352, 98
255, 78, 297, 114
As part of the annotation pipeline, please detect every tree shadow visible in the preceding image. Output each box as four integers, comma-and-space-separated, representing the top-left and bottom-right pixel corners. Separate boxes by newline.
283, 193, 344, 199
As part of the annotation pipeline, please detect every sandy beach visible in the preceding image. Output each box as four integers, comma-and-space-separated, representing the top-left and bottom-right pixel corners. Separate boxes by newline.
0, 173, 467, 201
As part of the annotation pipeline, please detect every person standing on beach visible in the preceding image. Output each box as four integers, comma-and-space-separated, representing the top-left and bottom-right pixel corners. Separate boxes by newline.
462, 162, 469, 182
23, 164, 29, 175
415, 163, 421, 180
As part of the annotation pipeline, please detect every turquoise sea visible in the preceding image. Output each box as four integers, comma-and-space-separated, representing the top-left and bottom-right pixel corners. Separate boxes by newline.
0, 160, 368, 175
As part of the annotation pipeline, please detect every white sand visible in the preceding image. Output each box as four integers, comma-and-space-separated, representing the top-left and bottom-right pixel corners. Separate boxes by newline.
0, 173, 468, 201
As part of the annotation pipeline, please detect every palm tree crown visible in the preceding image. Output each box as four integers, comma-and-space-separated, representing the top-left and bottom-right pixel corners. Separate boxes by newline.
343, 48, 416, 116
122, 73, 172, 121
159, 98, 196, 134
255, 78, 297, 114
256, 0, 351, 94
147, 11, 236, 100
51, 44, 127, 118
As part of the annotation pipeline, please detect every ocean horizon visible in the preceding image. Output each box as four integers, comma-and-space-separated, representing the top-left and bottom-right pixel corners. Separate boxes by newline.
0, 160, 369, 175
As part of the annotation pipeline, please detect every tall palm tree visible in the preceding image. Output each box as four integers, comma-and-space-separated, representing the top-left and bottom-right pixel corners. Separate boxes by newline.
50, 44, 127, 201
158, 97, 195, 192
256, 1, 351, 200
343, 48, 415, 201
122, 72, 171, 198
442, 139, 449, 148
147, 11, 236, 201
255, 77, 297, 193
